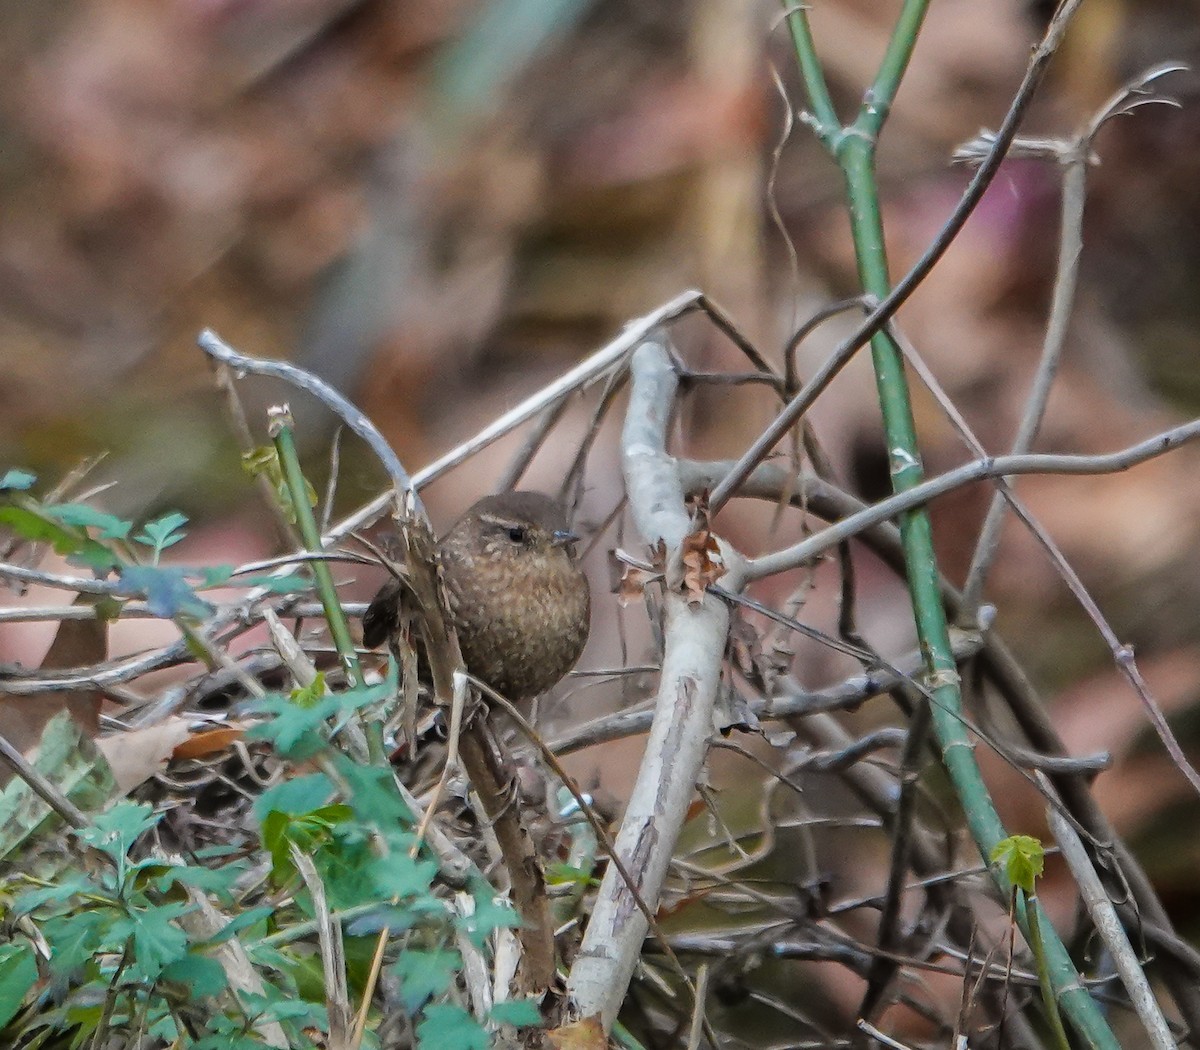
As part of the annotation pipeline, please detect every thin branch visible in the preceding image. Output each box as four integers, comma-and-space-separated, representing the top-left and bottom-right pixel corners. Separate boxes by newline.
1043, 773, 1175, 1050
744, 418, 1200, 580
549, 631, 983, 756
960, 62, 1189, 613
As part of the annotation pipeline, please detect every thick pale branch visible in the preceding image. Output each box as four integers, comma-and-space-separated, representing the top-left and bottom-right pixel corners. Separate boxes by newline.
566, 339, 745, 1029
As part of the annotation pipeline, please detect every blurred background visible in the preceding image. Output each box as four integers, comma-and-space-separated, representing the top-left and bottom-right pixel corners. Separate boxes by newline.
3, 0, 1200, 1037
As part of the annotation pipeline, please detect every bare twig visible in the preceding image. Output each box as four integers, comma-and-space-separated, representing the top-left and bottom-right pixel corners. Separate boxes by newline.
960, 62, 1189, 613
1043, 773, 1175, 1050
744, 418, 1200, 580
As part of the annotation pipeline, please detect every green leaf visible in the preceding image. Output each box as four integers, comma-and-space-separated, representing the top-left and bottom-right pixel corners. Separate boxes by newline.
248, 674, 395, 758
489, 998, 541, 1027
368, 852, 438, 901
248, 693, 341, 757
75, 801, 160, 867
161, 951, 228, 997
134, 511, 189, 557
416, 1003, 488, 1050
457, 877, 520, 945
0, 506, 117, 573
254, 773, 334, 824
290, 672, 327, 710
197, 565, 235, 588
150, 859, 244, 898
44, 504, 132, 541
239, 987, 327, 1027
261, 805, 354, 885
0, 942, 37, 1029
335, 755, 415, 833
0, 468, 36, 491
11, 877, 91, 915
391, 949, 460, 1012
109, 901, 191, 980
202, 906, 276, 947
117, 565, 213, 619
990, 834, 1045, 894
43, 909, 108, 974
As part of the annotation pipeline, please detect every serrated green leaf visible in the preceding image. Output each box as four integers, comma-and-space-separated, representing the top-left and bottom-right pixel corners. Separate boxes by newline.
11, 877, 91, 916
76, 801, 159, 867
416, 1003, 488, 1050
334, 750, 414, 833
135, 511, 188, 551
990, 834, 1045, 894
149, 859, 244, 898
248, 693, 341, 756
369, 852, 438, 901
391, 949, 460, 1012
109, 902, 191, 980
0, 942, 38, 1028
457, 877, 521, 946
43, 909, 108, 974
44, 504, 132, 541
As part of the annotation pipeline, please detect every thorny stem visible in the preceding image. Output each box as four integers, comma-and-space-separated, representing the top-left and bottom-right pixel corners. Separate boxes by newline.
712, 0, 1087, 513
781, 1, 1119, 1046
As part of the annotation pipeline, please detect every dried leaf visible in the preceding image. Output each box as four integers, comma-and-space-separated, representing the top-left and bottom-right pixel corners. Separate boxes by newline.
171, 724, 247, 761
96, 718, 192, 794
609, 542, 666, 607
680, 526, 725, 606
547, 1014, 607, 1050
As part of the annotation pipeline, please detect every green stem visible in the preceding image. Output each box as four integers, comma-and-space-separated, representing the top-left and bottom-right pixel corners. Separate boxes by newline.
271, 412, 364, 690
852, 0, 929, 140
1028, 891, 1074, 1050
782, 5, 1118, 1048
781, 4, 840, 145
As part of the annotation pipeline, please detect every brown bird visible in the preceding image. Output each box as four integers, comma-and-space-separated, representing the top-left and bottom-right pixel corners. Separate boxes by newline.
362, 491, 590, 702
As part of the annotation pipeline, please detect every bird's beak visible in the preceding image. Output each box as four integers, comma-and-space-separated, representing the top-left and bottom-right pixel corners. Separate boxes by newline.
552, 529, 580, 548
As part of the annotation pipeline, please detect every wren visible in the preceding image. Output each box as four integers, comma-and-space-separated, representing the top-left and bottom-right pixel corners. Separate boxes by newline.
362, 491, 590, 702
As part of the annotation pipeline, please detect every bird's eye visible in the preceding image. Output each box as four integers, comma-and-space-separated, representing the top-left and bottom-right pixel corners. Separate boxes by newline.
506, 525, 528, 544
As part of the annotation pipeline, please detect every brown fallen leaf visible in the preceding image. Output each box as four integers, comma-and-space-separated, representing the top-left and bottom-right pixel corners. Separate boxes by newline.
172, 724, 247, 761
547, 1014, 607, 1050
95, 717, 192, 795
